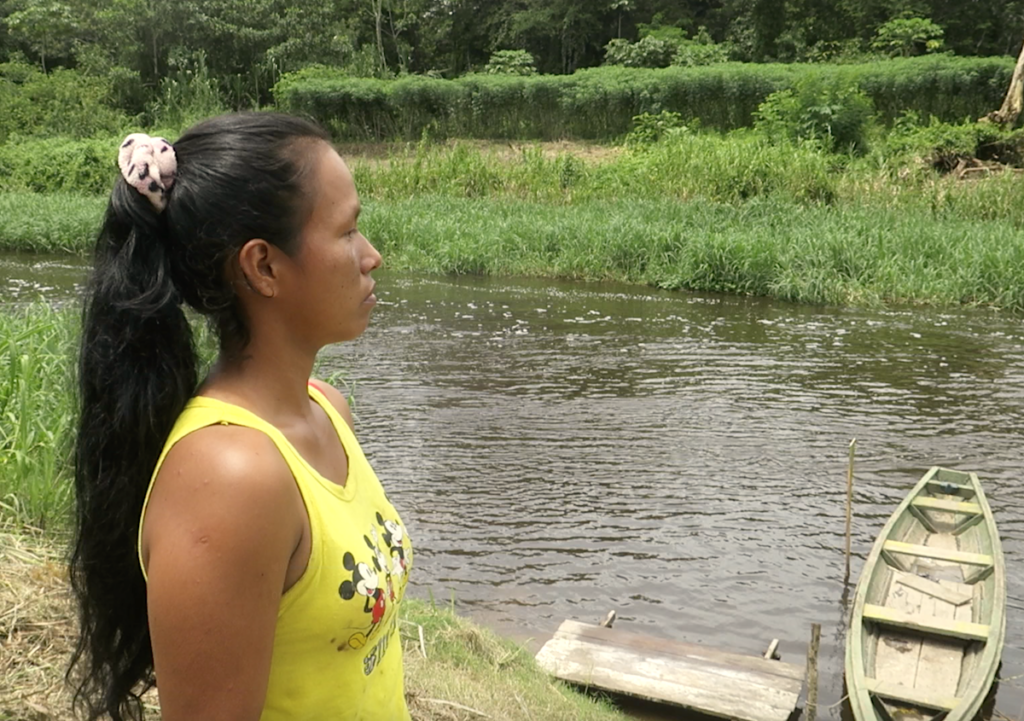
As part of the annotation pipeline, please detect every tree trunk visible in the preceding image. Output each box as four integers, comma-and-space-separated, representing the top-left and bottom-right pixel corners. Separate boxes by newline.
983, 34, 1024, 127
372, 0, 388, 76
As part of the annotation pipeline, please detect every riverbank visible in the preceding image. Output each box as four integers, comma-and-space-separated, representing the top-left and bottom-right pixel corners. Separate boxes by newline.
6, 131, 1024, 311
6, 190, 1024, 311
0, 521, 628, 721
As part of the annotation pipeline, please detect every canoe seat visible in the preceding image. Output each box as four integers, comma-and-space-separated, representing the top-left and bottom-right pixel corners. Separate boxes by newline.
912, 497, 981, 514
863, 678, 960, 711
925, 479, 974, 497
863, 604, 989, 642
883, 540, 992, 567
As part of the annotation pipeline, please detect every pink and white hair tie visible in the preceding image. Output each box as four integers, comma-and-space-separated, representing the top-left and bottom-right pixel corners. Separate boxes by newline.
118, 133, 177, 212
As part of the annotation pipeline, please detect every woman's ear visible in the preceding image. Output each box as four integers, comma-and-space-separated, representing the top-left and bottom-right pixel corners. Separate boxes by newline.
235, 239, 280, 298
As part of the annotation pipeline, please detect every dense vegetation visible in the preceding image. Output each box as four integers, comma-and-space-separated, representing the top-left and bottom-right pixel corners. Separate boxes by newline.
274, 56, 1014, 141
1, 0, 1023, 116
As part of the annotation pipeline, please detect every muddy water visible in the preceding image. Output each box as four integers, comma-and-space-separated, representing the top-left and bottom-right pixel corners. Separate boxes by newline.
4, 256, 1023, 719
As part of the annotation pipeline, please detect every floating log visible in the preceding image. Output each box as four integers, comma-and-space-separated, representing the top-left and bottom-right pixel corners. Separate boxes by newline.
535, 620, 804, 721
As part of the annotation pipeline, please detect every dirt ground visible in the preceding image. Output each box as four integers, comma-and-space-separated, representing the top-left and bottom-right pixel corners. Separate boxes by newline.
336, 139, 624, 165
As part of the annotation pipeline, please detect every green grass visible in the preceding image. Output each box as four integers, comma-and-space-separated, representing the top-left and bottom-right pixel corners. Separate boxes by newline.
0, 304, 77, 529
6, 186, 1024, 311
363, 195, 1024, 310
0, 193, 106, 253
400, 598, 627, 721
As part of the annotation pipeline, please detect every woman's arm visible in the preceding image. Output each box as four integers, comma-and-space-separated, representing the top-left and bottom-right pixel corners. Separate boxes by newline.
141, 424, 305, 721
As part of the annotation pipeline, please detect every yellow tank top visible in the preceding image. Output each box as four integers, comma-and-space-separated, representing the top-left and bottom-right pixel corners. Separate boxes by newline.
138, 384, 413, 721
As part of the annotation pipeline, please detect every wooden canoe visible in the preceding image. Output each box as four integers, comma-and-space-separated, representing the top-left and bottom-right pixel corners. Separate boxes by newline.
845, 467, 1006, 721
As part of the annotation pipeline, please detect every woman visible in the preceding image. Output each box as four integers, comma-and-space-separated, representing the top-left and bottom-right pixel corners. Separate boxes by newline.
69, 113, 413, 721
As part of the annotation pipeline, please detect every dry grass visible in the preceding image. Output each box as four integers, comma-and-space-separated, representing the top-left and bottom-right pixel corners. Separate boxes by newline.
339, 139, 622, 167
1, 522, 77, 720
0, 525, 625, 721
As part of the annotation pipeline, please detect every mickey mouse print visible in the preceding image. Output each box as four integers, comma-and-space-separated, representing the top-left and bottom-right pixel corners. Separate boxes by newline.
337, 511, 413, 663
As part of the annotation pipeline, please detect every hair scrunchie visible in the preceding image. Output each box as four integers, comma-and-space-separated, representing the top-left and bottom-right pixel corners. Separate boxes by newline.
118, 133, 177, 212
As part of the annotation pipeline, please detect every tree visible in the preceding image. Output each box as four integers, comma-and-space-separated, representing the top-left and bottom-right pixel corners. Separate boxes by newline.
609, 0, 633, 38
4, 0, 77, 71
983, 33, 1024, 127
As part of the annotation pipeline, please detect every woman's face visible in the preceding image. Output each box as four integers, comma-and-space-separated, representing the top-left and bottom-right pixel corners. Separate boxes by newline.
285, 144, 382, 347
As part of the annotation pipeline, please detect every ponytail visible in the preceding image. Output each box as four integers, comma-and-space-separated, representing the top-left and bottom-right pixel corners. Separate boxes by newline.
69, 182, 198, 721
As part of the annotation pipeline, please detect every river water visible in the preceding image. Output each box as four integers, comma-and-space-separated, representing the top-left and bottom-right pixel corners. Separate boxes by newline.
4, 254, 1023, 719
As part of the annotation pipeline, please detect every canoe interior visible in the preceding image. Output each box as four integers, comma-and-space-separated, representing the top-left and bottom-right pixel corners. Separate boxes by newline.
857, 468, 999, 721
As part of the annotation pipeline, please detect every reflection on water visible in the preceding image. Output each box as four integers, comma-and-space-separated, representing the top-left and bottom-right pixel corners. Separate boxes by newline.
3, 257, 1022, 719
330, 273, 1024, 720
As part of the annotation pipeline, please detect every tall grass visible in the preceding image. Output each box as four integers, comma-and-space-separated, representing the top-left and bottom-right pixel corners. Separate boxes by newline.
6, 188, 1024, 310
363, 196, 1024, 310
0, 193, 106, 253
0, 304, 77, 529
8, 131, 1024, 217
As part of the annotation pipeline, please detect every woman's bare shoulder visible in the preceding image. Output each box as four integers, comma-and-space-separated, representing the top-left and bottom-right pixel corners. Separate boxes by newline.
144, 424, 302, 565
308, 378, 355, 431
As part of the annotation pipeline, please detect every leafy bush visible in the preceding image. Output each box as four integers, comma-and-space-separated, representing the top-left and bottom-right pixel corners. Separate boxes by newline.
672, 27, 732, 67
484, 50, 537, 76
625, 111, 688, 147
0, 137, 118, 194
673, 40, 731, 67
604, 36, 676, 68
885, 113, 1024, 171
755, 77, 875, 153
0, 61, 128, 141
872, 17, 945, 58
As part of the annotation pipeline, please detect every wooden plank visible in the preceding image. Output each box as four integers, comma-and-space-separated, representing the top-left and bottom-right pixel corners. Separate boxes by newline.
874, 581, 923, 689
883, 540, 992, 567
536, 639, 796, 721
864, 604, 989, 642
864, 678, 960, 711
914, 578, 965, 701
548, 620, 805, 685
896, 572, 972, 606
911, 497, 981, 514
535, 622, 802, 721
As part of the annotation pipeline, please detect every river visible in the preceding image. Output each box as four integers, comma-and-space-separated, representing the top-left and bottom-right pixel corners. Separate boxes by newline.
4, 253, 1023, 719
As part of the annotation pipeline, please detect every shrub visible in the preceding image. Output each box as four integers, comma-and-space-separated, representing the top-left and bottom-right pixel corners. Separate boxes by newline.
0, 61, 128, 142
672, 27, 732, 67
872, 17, 945, 58
603, 37, 676, 68
755, 77, 875, 153
483, 50, 537, 76
625, 111, 688, 147
0, 137, 118, 194
885, 114, 1024, 171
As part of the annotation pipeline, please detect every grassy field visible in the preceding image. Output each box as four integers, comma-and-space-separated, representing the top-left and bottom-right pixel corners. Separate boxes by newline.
0, 522, 628, 721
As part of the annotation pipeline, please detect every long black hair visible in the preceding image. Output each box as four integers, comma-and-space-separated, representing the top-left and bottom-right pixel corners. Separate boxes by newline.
68, 113, 330, 721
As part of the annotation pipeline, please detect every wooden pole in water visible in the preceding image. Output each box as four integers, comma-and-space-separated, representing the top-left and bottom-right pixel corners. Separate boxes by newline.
806, 622, 821, 720
844, 438, 857, 582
